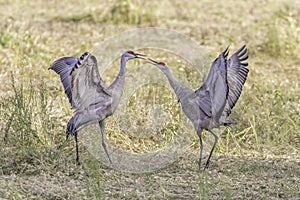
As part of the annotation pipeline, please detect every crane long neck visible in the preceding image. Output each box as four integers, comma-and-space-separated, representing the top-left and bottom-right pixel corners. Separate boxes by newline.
118, 56, 127, 77
161, 67, 187, 99
109, 55, 127, 92
163, 68, 178, 90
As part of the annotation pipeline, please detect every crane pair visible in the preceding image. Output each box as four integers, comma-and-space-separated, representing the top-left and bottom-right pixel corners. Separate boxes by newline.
49, 46, 249, 170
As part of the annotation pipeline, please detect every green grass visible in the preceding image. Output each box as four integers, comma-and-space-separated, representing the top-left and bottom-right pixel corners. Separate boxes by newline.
0, 0, 299, 199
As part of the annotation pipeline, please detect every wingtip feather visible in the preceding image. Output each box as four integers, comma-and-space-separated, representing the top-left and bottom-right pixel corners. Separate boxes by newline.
237, 45, 247, 57
223, 45, 230, 58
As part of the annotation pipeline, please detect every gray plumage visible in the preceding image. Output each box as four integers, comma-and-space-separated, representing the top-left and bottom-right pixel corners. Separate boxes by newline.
148, 45, 249, 169
49, 50, 145, 164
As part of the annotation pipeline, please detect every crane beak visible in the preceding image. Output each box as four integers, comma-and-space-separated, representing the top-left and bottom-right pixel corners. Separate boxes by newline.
147, 58, 159, 65
135, 53, 147, 59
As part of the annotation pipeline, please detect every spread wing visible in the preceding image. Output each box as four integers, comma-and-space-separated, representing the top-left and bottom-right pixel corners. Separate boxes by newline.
195, 45, 249, 122
223, 45, 249, 116
49, 57, 78, 107
195, 47, 229, 120
70, 54, 111, 110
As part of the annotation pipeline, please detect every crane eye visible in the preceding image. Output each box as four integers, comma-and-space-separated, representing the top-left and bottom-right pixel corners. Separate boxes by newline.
127, 50, 135, 55
158, 62, 166, 65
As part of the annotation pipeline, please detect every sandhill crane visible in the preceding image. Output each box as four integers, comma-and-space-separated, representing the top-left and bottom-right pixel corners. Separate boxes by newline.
49, 50, 146, 164
148, 45, 249, 169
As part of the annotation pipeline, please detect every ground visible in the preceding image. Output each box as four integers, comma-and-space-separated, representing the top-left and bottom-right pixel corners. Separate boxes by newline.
0, 0, 299, 199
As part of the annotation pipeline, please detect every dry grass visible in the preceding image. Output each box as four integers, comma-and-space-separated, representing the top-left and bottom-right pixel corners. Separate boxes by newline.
0, 0, 299, 199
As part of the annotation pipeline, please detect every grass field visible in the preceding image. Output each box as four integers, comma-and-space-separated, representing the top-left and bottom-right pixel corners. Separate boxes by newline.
0, 0, 299, 199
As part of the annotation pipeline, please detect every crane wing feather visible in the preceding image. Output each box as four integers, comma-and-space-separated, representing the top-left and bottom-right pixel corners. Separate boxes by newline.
194, 84, 212, 117
49, 57, 78, 107
50, 54, 111, 110
195, 48, 229, 120
224, 45, 249, 116
195, 45, 249, 121
70, 55, 110, 110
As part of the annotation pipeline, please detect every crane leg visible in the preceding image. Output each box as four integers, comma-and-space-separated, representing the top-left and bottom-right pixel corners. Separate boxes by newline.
205, 129, 218, 169
74, 131, 80, 165
99, 120, 113, 164
197, 129, 203, 171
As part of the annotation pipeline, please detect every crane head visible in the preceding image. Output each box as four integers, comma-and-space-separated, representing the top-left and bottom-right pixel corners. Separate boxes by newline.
157, 61, 166, 65
123, 50, 147, 61
147, 58, 168, 70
